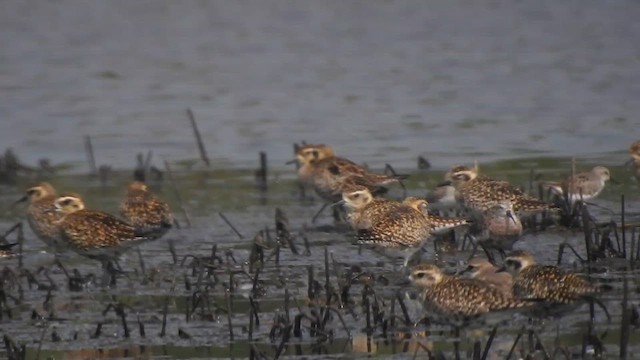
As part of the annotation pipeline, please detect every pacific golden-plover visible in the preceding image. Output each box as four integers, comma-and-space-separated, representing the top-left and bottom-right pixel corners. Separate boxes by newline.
18, 182, 64, 249
292, 143, 405, 203
53, 194, 156, 263
120, 181, 173, 239
342, 188, 468, 249
402, 197, 470, 234
464, 257, 513, 297
409, 263, 532, 325
445, 164, 557, 214
500, 250, 601, 304
542, 166, 612, 203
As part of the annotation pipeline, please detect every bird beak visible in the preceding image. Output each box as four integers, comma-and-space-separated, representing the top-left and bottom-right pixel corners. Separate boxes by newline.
458, 265, 474, 275
608, 177, 618, 184
285, 159, 298, 165
12, 195, 28, 208
495, 266, 507, 273
43, 207, 57, 214
436, 180, 453, 187
330, 199, 345, 208
506, 210, 517, 224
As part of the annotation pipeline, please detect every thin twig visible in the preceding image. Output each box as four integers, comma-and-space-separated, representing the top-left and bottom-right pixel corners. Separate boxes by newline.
187, 108, 210, 166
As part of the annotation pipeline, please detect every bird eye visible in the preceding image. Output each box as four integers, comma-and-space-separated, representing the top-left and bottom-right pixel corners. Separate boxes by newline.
61, 199, 72, 206
312, 150, 319, 158
416, 272, 425, 278
352, 193, 360, 199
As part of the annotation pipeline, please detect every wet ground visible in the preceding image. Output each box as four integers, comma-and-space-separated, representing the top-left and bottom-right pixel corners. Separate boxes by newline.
1, 0, 640, 359
0, 156, 639, 359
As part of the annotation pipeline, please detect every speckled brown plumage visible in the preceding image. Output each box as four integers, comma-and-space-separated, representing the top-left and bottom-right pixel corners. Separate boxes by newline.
480, 200, 522, 251
503, 250, 600, 304
410, 263, 532, 324
55, 195, 154, 261
445, 164, 558, 213
403, 197, 469, 234
465, 258, 514, 297
343, 189, 468, 248
23, 182, 64, 248
120, 181, 173, 239
294, 144, 404, 202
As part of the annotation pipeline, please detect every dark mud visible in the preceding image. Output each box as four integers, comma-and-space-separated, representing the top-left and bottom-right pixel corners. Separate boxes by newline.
1, 157, 639, 359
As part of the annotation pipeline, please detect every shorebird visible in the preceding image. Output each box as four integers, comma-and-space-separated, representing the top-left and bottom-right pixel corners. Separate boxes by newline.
17, 182, 64, 249
463, 258, 513, 297
342, 187, 468, 266
479, 200, 523, 254
542, 166, 612, 203
409, 263, 532, 326
53, 194, 156, 285
500, 250, 602, 304
343, 188, 468, 247
291, 143, 406, 203
627, 140, 640, 181
445, 164, 557, 214
402, 197, 470, 235
120, 181, 173, 239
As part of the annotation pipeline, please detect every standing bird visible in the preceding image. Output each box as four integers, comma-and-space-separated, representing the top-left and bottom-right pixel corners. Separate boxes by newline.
342, 187, 468, 266
409, 263, 532, 326
478, 200, 523, 257
291, 144, 406, 223
500, 250, 602, 305
542, 166, 612, 203
627, 140, 640, 181
402, 197, 470, 234
18, 182, 64, 249
120, 181, 173, 239
445, 164, 557, 214
53, 194, 156, 285
463, 258, 514, 297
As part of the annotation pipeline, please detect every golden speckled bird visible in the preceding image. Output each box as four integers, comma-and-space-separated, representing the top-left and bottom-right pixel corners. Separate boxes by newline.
342, 188, 468, 249
409, 263, 532, 325
120, 181, 173, 239
292, 143, 405, 203
54, 195, 155, 262
18, 182, 64, 248
445, 164, 558, 214
480, 200, 523, 252
402, 197, 470, 234
542, 166, 612, 203
501, 250, 600, 304
464, 258, 514, 297
627, 140, 640, 181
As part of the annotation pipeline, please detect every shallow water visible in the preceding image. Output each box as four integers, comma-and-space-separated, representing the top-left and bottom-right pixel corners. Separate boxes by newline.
1, 159, 640, 359
1, 1, 640, 359
1, 0, 639, 170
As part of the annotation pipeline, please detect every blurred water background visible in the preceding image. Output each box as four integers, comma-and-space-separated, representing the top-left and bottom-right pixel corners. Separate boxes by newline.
1, 0, 638, 171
